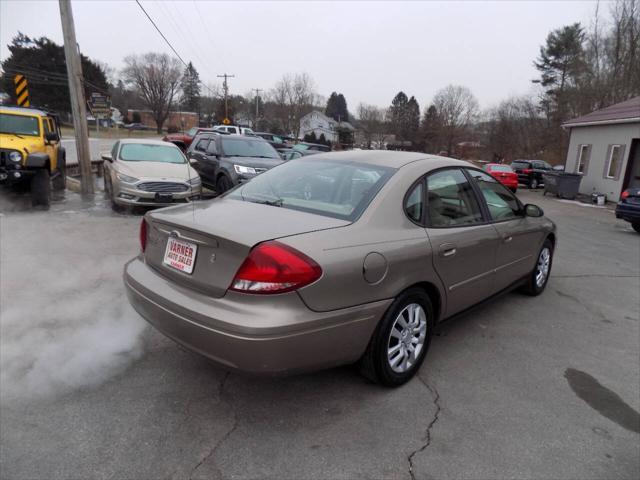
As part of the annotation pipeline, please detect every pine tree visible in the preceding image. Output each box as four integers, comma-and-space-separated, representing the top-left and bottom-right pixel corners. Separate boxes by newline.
325, 92, 349, 122
180, 61, 201, 113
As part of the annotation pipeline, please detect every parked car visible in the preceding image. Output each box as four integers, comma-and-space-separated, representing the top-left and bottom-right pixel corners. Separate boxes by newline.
186, 132, 283, 193
615, 187, 640, 233
483, 163, 518, 192
253, 132, 290, 150
163, 127, 216, 151
293, 142, 331, 155
213, 125, 255, 136
511, 159, 552, 189
125, 151, 556, 386
278, 148, 303, 161
0, 106, 66, 207
102, 139, 201, 210
123, 123, 149, 131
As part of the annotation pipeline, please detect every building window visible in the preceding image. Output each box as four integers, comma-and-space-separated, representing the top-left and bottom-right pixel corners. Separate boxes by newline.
576, 145, 589, 174
606, 145, 622, 179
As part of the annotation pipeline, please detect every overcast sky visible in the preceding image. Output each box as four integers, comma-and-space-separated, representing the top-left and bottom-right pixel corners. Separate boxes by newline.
1, 0, 600, 111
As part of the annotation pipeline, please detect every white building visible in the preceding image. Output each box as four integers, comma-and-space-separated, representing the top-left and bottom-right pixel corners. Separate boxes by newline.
299, 110, 354, 144
563, 97, 640, 200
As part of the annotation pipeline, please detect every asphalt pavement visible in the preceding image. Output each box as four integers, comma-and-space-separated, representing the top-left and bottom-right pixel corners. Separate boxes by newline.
1, 187, 638, 480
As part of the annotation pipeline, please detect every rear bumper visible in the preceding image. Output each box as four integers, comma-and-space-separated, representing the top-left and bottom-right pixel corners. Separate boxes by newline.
615, 202, 640, 223
124, 257, 389, 374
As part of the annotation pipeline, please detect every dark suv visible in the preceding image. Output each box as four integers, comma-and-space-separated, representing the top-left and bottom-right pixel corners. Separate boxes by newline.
187, 133, 283, 193
511, 160, 552, 189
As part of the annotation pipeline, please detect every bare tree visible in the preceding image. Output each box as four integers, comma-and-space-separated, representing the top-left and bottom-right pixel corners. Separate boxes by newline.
432, 85, 479, 155
123, 53, 182, 133
270, 72, 317, 137
357, 103, 388, 149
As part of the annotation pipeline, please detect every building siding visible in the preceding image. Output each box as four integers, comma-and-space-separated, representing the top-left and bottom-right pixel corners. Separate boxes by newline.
564, 122, 640, 200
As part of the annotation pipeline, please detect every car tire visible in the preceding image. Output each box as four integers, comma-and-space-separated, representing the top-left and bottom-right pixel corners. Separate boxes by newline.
359, 288, 434, 387
530, 178, 539, 189
104, 174, 120, 212
216, 175, 233, 194
51, 155, 66, 191
632, 223, 640, 233
521, 239, 554, 296
30, 168, 51, 207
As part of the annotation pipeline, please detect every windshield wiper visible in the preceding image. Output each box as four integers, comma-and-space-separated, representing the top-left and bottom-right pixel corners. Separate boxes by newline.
254, 198, 284, 207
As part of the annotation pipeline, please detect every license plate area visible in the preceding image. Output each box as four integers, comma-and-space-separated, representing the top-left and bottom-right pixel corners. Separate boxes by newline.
155, 192, 173, 203
163, 237, 197, 274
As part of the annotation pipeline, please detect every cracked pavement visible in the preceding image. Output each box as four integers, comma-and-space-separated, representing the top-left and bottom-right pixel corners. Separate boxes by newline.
1, 189, 638, 479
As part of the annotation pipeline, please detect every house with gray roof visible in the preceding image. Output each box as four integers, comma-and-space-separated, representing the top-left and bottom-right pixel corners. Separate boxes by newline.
563, 96, 640, 200
299, 110, 355, 145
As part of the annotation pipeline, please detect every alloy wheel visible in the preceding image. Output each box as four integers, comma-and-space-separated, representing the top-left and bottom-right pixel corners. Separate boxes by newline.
535, 247, 551, 288
387, 303, 427, 373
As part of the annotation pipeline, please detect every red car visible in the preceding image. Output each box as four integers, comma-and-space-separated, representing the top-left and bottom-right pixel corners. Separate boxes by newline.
163, 127, 215, 151
483, 163, 518, 192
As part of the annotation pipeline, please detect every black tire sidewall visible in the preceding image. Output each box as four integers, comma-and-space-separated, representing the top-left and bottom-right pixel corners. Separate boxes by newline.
30, 169, 51, 206
216, 175, 232, 194
632, 223, 640, 233
370, 289, 434, 387
52, 155, 66, 191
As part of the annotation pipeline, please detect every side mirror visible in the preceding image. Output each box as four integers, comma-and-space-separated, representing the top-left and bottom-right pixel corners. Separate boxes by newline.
45, 131, 60, 143
101, 153, 113, 162
524, 204, 544, 217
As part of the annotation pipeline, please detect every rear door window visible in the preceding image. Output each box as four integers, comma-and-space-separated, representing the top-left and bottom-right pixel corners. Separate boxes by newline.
425, 168, 483, 227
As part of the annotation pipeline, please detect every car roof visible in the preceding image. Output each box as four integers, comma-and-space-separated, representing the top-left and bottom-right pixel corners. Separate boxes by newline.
0, 106, 49, 116
302, 150, 473, 169
119, 139, 180, 147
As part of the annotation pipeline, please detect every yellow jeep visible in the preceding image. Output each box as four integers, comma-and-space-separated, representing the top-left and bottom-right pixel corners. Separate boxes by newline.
0, 106, 66, 206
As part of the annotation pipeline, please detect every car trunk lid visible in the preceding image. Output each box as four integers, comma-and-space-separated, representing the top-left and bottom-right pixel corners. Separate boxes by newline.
143, 198, 349, 297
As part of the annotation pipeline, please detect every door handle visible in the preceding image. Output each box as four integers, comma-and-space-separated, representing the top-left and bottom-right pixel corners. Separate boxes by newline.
503, 235, 513, 243
439, 243, 457, 258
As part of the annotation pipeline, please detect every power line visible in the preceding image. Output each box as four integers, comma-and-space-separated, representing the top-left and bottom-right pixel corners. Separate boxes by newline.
135, 0, 188, 68
134, 0, 218, 99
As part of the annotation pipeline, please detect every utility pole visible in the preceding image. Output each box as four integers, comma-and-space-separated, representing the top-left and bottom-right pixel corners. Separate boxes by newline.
59, 0, 93, 194
252, 88, 262, 126
217, 73, 235, 121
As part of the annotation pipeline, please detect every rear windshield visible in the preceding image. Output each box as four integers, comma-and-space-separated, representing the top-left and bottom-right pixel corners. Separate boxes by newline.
225, 159, 395, 221
221, 137, 280, 159
511, 161, 531, 169
489, 165, 513, 172
119, 144, 185, 163
0, 113, 40, 136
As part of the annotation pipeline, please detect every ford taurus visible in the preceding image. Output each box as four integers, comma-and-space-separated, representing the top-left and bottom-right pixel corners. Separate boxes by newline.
124, 151, 556, 386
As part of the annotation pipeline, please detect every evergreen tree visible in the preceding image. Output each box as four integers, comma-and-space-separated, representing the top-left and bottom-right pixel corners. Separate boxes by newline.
325, 92, 349, 122
406, 96, 420, 142
389, 92, 409, 140
0, 33, 109, 114
180, 61, 201, 113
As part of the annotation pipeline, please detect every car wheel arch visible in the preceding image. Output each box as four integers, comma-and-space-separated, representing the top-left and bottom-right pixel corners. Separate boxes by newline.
395, 281, 443, 323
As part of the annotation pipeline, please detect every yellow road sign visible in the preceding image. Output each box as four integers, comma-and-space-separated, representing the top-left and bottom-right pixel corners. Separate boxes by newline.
14, 74, 30, 107
222, 117, 231, 125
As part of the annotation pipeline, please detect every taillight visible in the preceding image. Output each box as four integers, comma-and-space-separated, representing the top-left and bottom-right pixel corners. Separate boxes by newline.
621, 190, 630, 200
523, 168, 533, 174
139, 219, 147, 252
230, 241, 322, 294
